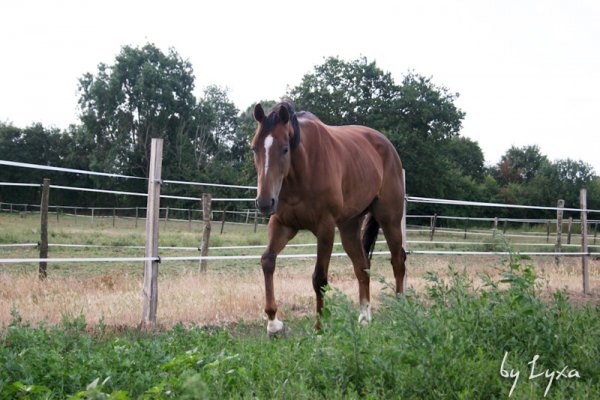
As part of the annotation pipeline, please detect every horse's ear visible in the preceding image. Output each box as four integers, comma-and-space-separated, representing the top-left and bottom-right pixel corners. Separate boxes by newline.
279, 105, 290, 124
254, 104, 266, 123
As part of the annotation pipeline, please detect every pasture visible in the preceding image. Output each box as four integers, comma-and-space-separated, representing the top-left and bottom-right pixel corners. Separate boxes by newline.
1, 211, 599, 328
1, 211, 600, 398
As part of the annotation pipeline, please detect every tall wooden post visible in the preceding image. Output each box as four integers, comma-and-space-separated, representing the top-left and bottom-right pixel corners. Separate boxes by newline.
429, 214, 437, 241
39, 179, 50, 280
200, 193, 212, 272
401, 169, 408, 293
142, 138, 163, 327
580, 189, 589, 294
220, 209, 226, 234
254, 209, 258, 233
555, 199, 564, 265
493, 217, 498, 238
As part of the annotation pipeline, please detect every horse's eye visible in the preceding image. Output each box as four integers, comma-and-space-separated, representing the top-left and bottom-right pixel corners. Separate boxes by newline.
282, 146, 289, 155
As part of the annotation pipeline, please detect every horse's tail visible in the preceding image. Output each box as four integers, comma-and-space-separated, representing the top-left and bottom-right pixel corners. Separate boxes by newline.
362, 213, 380, 260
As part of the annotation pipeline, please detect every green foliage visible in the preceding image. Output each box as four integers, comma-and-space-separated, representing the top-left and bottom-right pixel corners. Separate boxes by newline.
1, 49, 598, 216
2, 260, 599, 399
78, 43, 198, 179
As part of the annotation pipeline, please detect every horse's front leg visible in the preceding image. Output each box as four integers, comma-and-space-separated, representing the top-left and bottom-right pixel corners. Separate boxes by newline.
312, 224, 335, 330
262, 216, 297, 337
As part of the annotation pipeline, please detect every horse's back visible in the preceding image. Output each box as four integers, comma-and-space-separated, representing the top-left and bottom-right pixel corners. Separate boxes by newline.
311, 121, 404, 220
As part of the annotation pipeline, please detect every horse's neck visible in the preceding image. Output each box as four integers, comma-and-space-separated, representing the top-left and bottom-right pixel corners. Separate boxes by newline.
285, 132, 328, 192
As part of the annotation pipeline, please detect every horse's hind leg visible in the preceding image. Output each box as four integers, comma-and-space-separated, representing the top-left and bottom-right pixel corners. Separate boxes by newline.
379, 217, 407, 294
312, 223, 335, 330
338, 217, 372, 324
371, 201, 406, 294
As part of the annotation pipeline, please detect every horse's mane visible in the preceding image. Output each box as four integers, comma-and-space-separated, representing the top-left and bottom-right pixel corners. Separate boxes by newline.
262, 102, 303, 150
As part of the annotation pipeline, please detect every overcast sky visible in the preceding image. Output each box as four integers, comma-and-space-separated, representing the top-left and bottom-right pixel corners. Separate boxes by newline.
1, 0, 598, 171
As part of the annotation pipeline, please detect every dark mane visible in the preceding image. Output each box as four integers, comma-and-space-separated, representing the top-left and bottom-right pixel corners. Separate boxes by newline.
296, 110, 318, 120
262, 101, 301, 150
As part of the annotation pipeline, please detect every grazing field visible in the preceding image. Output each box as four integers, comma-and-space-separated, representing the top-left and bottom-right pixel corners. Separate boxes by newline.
1, 212, 600, 398
1, 212, 598, 328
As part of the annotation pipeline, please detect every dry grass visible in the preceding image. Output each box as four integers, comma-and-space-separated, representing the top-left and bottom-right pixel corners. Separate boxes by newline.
2, 254, 599, 329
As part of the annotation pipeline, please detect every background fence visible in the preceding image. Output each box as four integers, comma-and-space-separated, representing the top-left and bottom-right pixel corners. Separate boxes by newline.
1, 138, 599, 325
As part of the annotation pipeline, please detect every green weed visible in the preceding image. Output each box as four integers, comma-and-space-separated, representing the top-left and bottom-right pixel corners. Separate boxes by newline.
2, 256, 598, 399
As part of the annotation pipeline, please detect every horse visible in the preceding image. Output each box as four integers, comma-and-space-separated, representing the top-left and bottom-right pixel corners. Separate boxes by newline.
251, 101, 406, 336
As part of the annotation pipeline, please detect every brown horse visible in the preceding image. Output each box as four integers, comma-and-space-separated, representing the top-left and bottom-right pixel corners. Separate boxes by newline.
251, 102, 406, 336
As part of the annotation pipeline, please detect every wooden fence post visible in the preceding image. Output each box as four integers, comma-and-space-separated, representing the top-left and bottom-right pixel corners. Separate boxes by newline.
493, 217, 498, 238
463, 218, 469, 240
188, 208, 192, 231
429, 213, 437, 241
555, 199, 564, 265
142, 138, 163, 328
200, 193, 212, 272
220, 209, 226, 234
567, 217, 573, 245
91, 208, 95, 225
580, 189, 589, 294
135, 207, 139, 228
401, 169, 407, 293
112, 208, 116, 227
254, 209, 258, 233
39, 179, 50, 280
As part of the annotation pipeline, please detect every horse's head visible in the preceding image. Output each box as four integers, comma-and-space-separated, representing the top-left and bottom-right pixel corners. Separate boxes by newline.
251, 102, 300, 215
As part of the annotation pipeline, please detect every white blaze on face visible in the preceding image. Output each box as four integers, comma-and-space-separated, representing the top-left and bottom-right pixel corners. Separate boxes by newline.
263, 134, 274, 177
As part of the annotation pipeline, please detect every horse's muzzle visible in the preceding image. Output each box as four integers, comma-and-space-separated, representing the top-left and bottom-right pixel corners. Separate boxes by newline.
256, 198, 276, 215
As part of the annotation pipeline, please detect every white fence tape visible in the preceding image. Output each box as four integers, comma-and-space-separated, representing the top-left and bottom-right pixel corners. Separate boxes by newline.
2, 250, 597, 264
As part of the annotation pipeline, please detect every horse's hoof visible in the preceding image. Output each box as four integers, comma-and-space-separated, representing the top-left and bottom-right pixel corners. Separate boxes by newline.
267, 326, 287, 339
358, 302, 372, 325
267, 318, 286, 339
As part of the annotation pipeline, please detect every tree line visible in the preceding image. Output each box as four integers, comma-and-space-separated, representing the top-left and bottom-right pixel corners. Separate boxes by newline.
1, 43, 598, 220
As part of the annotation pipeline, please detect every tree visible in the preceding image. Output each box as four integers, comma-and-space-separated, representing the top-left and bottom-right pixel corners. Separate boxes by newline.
442, 136, 485, 182
78, 43, 198, 179
392, 72, 464, 143
384, 73, 465, 198
493, 145, 549, 186
289, 57, 466, 200
0, 122, 85, 205
288, 56, 400, 130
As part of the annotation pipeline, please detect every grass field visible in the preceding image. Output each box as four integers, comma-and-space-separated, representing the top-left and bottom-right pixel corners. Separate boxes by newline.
1, 211, 600, 398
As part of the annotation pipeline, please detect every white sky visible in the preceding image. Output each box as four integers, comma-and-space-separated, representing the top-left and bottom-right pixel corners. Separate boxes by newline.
1, 0, 599, 171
